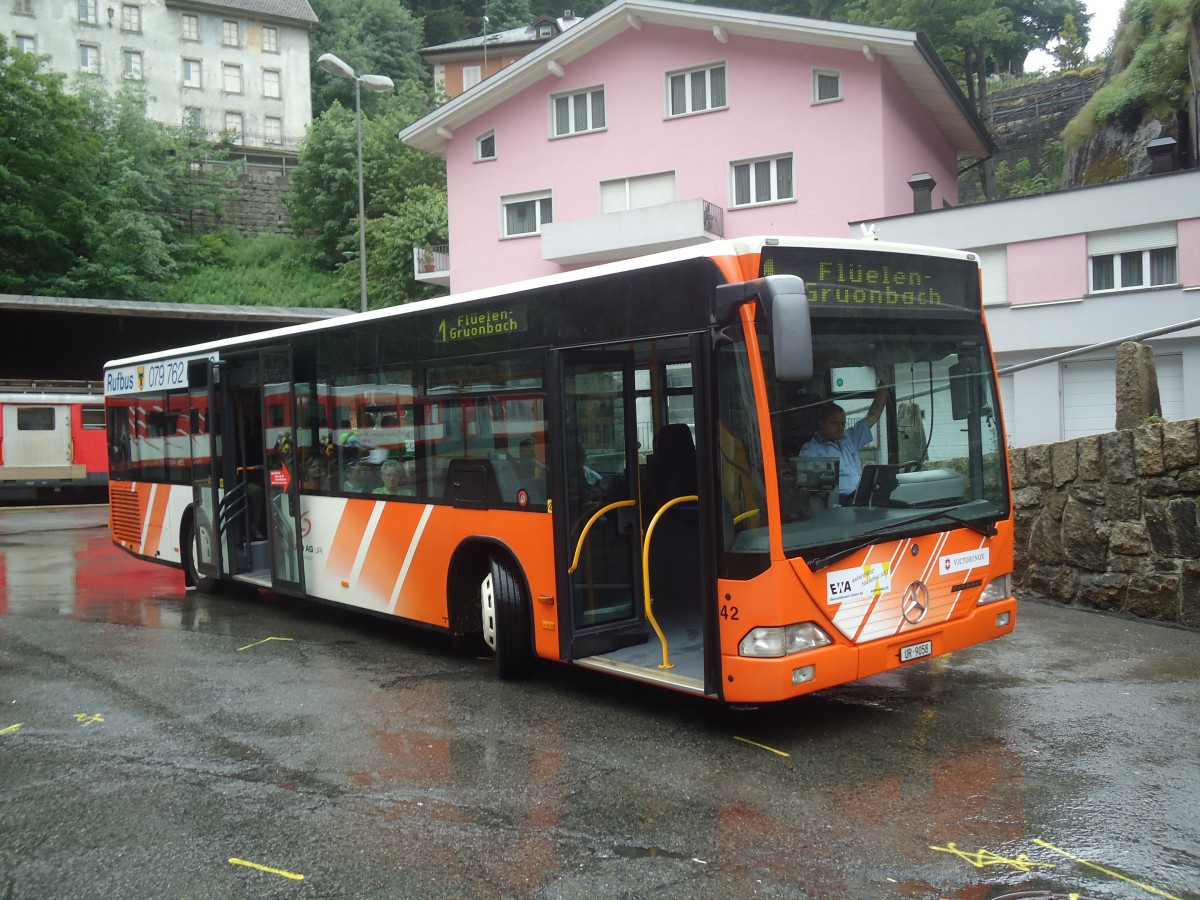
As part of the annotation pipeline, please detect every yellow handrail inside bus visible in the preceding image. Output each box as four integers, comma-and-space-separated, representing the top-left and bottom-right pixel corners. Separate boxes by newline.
733, 508, 760, 526
642, 494, 698, 670
567, 499, 637, 574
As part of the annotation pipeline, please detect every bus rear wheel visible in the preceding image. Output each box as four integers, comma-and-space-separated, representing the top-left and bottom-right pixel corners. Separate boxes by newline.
183, 517, 220, 594
480, 556, 533, 679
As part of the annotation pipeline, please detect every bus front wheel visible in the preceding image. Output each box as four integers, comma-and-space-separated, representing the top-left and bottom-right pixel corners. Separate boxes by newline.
183, 517, 220, 594
480, 556, 533, 679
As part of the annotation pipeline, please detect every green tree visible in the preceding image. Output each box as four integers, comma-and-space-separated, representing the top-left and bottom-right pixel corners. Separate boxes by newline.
1051, 11, 1089, 70
285, 102, 360, 270
286, 83, 448, 307
486, 0, 533, 31
1, 42, 231, 300
308, 0, 430, 116
993, 0, 1091, 75
994, 139, 1065, 196
336, 185, 449, 309
51, 82, 182, 299
0, 39, 97, 294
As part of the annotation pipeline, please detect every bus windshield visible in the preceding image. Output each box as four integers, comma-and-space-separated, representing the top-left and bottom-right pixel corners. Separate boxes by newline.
719, 278, 1008, 568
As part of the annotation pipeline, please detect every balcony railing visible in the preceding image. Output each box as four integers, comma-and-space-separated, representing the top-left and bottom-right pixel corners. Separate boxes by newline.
414, 243, 450, 286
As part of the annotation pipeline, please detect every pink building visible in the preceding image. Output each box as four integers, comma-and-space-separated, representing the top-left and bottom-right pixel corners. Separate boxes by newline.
851, 167, 1200, 446
400, 0, 993, 292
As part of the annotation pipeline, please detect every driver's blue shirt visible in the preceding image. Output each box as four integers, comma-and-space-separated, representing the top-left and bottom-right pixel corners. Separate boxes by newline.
799, 419, 874, 498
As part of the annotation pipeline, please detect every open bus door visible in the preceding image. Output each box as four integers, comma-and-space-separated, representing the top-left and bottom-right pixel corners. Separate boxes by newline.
260, 347, 306, 597
186, 352, 306, 596
559, 352, 647, 659
557, 338, 713, 694
187, 358, 223, 584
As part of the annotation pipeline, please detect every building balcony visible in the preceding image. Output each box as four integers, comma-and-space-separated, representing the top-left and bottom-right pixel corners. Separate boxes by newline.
540, 198, 725, 265
413, 243, 450, 286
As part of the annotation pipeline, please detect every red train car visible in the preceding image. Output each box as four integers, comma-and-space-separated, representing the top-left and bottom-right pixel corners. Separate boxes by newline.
0, 382, 108, 501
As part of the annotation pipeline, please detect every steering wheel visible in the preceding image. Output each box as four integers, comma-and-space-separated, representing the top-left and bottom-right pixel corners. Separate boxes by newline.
897, 459, 922, 473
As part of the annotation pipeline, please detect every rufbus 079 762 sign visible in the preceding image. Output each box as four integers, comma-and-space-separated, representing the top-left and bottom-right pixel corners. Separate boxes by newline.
762, 247, 980, 314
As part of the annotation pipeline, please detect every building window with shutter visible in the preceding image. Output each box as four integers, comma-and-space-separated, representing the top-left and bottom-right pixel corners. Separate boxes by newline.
181, 13, 199, 40
1087, 225, 1178, 294
1090, 248, 1177, 292
730, 153, 794, 207
501, 191, 552, 237
182, 58, 201, 88
599, 171, 676, 213
551, 87, 604, 137
224, 111, 243, 143
666, 63, 726, 117
123, 50, 142, 79
79, 42, 100, 73
223, 63, 242, 94
120, 4, 140, 32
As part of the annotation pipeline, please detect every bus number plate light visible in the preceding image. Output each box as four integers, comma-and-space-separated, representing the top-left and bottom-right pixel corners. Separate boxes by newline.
899, 640, 933, 663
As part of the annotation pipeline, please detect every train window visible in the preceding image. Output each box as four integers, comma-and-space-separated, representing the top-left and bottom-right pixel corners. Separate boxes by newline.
82, 406, 105, 429
17, 407, 55, 430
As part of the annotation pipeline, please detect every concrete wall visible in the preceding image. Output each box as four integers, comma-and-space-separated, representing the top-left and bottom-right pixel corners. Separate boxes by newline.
1010, 418, 1200, 626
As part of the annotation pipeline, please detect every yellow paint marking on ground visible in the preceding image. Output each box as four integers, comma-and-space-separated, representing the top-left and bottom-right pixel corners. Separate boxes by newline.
1, 723, 22, 735
1034, 839, 1183, 900
733, 736, 790, 757
228, 858, 305, 880
236, 636, 295, 652
930, 842, 1054, 872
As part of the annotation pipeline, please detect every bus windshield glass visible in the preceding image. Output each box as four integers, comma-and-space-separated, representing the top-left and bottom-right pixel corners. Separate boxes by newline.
723, 247, 1009, 565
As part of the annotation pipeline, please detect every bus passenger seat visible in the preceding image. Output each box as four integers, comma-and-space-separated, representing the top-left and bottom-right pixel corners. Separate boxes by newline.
649, 423, 697, 505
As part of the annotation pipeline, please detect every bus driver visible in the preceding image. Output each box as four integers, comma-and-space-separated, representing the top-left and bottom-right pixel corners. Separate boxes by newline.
799, 386, 889, 504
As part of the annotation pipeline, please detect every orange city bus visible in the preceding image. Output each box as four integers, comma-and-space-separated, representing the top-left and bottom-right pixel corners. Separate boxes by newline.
104, 236, 1016, 705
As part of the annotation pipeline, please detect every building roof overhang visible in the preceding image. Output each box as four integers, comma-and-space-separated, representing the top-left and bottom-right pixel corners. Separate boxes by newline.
399, 0, 993, 159
165, 0, 318, 26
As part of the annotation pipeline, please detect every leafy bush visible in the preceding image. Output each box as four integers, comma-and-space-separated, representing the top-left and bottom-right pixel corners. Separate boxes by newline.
160, 232, 341, 308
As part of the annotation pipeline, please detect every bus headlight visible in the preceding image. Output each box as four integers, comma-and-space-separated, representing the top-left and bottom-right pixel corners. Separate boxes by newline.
977, 574, 1012, 605
739, 623, 833, 658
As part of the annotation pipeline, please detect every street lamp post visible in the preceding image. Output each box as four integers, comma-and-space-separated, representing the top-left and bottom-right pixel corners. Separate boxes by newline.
317, 52, 394, 313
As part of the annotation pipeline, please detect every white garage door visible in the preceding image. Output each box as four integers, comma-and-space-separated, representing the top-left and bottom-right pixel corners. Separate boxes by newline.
1061, 354, 1183, 440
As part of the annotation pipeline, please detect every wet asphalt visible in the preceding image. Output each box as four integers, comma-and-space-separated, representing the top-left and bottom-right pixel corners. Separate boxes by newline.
0, 505, 1197, 899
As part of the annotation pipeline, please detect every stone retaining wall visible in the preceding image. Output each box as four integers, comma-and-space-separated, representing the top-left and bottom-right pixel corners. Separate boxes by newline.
1010, 419, 1200, 626
191, 168, 293, 237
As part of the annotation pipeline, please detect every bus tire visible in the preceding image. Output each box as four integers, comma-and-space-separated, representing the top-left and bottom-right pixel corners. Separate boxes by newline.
183, 516, 220, 594
480, 556, 533, 679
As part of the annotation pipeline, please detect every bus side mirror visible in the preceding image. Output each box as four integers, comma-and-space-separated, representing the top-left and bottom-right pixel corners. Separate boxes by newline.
766, 282, 814, 382
713, 275, 813, 382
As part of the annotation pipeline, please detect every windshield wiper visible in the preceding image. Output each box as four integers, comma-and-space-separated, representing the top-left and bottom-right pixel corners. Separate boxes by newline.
806, 509, 998, 573
866, 508, 998, 538
807, 539, 877, 572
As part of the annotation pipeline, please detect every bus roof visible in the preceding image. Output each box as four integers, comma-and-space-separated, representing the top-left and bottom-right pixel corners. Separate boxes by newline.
103, 236, 978, 370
